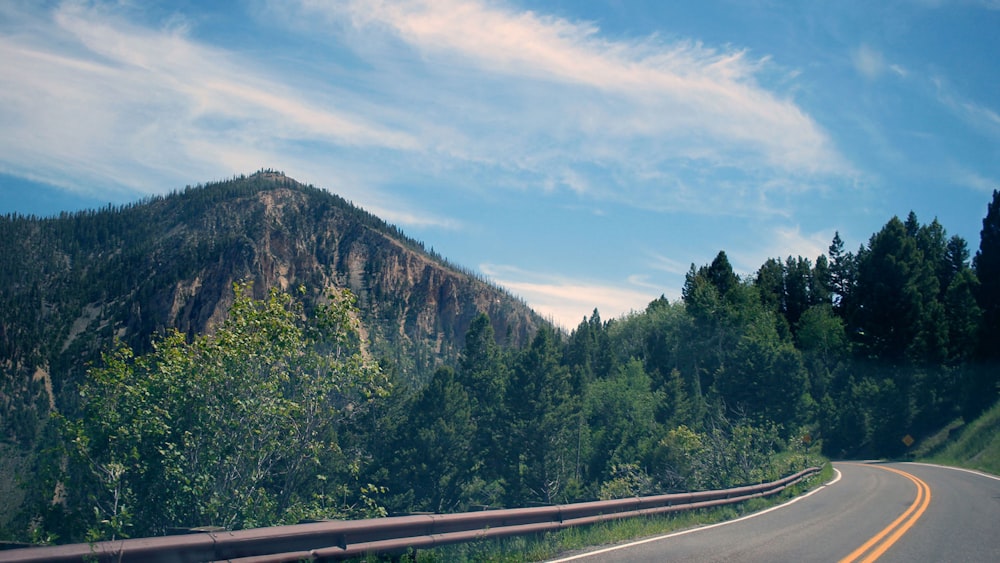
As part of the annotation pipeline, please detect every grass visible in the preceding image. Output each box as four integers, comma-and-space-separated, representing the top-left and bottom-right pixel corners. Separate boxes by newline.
357, 463, 833, 563
923, 400, 1000, 476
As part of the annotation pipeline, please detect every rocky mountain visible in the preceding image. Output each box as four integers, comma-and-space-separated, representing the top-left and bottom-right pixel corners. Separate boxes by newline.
0, 171, 546, 448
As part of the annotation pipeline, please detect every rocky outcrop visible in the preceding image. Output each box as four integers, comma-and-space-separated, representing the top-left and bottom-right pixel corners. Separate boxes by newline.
0, 171, 545, 446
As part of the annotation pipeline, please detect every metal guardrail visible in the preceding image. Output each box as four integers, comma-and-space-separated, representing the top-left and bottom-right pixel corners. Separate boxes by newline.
0, 467, 820, 563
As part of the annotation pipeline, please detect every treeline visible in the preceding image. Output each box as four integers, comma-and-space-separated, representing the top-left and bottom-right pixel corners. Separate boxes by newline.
0, 171, 541, 450
6, 182, 1000, 542
357, 191, 1000, 515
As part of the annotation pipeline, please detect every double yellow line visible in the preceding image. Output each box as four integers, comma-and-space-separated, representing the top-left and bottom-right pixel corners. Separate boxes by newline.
838, 464, 932, 563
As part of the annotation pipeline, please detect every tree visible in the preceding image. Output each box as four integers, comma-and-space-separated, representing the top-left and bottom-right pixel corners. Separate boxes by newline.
397, 367, 477, 513
810, 255, 833, 308
852, 216, 941, 364
456, 313, 510, 505
944, 235, 971, 293
784, 256, 813, 331
755, 258, 785, 316
583, 359, 662, 485
505, 326, 578, 505
713, 313, 810, 430
828, 232, 855, 314
975, 190, 1000, 361
706, 251, 740, 297
971, 189, 1000, 412
58, 284, 386, 540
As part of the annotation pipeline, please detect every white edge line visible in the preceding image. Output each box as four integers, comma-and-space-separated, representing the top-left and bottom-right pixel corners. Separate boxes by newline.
900, 461, 1000, 482
545, 469, 843, 563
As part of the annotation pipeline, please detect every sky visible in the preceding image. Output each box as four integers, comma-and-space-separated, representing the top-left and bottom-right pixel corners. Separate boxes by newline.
1, 0, 998, 330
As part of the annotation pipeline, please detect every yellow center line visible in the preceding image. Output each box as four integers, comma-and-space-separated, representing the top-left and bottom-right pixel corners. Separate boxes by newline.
838, 464, 932, 563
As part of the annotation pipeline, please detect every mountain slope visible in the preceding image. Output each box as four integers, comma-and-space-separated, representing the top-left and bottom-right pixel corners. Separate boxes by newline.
0, 171, 545, 448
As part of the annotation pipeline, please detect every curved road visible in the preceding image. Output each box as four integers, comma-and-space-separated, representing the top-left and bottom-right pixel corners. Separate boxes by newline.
547, 462, 1000, 562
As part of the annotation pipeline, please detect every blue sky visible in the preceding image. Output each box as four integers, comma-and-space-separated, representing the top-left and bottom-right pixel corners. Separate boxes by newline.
2, 1, 998, 329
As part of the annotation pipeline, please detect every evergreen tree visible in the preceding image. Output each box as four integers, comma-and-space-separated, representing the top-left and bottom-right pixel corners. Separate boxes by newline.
853, 216, 941, 364
713, 312, 810, 430
972, 189, 1000, 412
784, 256, 813, 331
583, 359, 662, 486
505, 326, 577, 505
811, 255, 833, 308
755, 258, 785, 316
828, 231, 855, 314
398, 367, 477, 513
706, 251, 740, 297
974, 190, 1000, 359
456, 313, 511, 505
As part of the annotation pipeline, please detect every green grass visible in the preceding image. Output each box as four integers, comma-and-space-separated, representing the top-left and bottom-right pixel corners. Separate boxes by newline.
357, 463, 833, 563
924, 400, 1000, 476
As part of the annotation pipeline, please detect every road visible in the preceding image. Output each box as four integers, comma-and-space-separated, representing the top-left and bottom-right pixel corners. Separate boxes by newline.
547, 462, 1000, 562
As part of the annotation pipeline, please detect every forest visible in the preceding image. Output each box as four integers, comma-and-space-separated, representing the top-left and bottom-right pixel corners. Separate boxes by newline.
5, 185, 1000, 545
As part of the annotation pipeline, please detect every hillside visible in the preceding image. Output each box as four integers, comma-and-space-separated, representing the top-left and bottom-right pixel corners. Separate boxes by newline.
3, 179, 999, 544
0, 171, 545, 449
923, 401, 1000, 476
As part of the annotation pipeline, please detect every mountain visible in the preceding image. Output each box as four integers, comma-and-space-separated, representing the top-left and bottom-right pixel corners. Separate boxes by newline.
0, 171, 546, 449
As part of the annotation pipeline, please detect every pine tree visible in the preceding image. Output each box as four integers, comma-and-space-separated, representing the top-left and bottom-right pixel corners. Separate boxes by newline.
456, 313, 511, 505
828, 232, 855, 314
974, 190, 1000, 360
400, 367, 477, 513
971, 189, 1000, 412
505, 326, 576, 504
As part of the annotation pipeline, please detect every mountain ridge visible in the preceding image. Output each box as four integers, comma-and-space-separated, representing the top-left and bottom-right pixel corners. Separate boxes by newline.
0, 170, 546, 448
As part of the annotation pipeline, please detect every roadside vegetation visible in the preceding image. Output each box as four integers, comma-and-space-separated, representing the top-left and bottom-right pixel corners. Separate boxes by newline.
3, 180, 1000, 546
357, 463, 835, 563
914, 400, 1000, 476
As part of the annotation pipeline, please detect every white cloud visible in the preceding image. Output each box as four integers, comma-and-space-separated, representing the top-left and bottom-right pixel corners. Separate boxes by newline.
953, 166, 1000, 193
730, 225, 833, 276
646, 251, 691, 276
480, 264, 660, 330
852, 44, 909, 81
362, 0, 836, 167
289, 0, 848, 212
852, 44, 886, 79
933, 77, 1000, 138
0, 2, 416, 198
0, 0, 852, 223
771, 225, 834, 261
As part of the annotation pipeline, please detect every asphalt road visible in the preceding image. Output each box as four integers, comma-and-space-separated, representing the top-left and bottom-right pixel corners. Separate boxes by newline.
547, 462, 1000, 562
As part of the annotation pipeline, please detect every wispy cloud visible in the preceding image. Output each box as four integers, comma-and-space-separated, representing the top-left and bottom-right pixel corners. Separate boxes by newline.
480, 264, 660, 329
933, 77, 1000, 138
852, 44, 907, 79
730, 225, 833, 277
0, 0, 851, 223
0, 2, 416, 199
290, 0, 848, 212
646, 251, 692, 276
953, 166, 1000, 193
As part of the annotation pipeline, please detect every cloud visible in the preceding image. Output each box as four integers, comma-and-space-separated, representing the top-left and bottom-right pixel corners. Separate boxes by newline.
480, 264, 660, 330
852, 44, 907, 80
646, 251, 692, 276
0, 2, 416, 198
729, 225, 833, 277
953, 166, 1000, 193
289, 0, 848, 212
933, 77, 1000, 138
852, 44, 886, 79
0, 1, 851, 224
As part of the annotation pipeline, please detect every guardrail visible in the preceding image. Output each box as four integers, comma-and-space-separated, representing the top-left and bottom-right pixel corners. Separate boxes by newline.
0, 466, 820, 563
